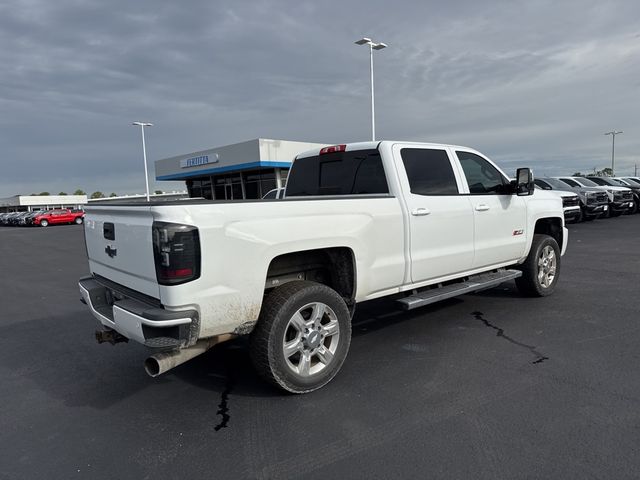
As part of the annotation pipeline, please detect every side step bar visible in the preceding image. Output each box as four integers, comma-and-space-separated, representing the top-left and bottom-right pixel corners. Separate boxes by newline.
396, 269, 522, 311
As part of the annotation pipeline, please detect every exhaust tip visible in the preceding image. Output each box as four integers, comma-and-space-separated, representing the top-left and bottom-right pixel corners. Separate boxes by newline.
144, 357, 161, 377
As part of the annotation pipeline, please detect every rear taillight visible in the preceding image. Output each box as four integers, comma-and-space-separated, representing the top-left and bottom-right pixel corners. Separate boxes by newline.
319, 144, 347, 155
152, 221, 201, 285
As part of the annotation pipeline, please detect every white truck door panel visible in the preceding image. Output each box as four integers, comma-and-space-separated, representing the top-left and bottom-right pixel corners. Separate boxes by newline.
454, 150, 527, 268
469, 194, 527, 267
392, 145, 474, 283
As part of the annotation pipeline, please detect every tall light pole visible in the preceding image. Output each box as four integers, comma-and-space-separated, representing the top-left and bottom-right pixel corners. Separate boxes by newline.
604, 130, 622, 176
132, 122, 153, 201
355, 37, 387, 141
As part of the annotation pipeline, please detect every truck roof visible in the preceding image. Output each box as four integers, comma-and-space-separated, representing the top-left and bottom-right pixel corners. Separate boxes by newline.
295, 141, 473, 159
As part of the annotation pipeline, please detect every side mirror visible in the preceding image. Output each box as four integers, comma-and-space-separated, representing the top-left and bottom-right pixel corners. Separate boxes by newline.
515, 168, 534, 196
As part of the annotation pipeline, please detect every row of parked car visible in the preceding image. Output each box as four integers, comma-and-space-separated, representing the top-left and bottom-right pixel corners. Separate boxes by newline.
534, 176, 640, 223
0, 209, 85, 227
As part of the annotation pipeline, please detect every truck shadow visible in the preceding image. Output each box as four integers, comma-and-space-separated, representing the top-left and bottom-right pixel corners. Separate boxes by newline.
0, 310, 156, 410
0, 285, 520, 411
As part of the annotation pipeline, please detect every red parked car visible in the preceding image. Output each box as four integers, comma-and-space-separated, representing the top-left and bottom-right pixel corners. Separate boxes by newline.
32, 209, 84, 227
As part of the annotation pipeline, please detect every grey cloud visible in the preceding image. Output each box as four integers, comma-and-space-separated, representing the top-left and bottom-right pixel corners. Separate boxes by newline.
1, 0, 640, 197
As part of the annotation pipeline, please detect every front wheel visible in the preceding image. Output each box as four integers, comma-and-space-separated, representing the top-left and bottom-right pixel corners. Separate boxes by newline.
571, 209, 583, 223
515, 234, 561, 297
250, 281, 351, 394
74, 217, 83, 225
40, 219, 49, 227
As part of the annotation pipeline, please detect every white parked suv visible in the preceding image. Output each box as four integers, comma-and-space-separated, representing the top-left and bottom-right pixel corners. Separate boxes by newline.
79, 141, 567, 393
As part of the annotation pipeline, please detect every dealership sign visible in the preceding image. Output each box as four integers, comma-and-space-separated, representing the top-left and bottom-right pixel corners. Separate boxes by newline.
180, 153, 219, 169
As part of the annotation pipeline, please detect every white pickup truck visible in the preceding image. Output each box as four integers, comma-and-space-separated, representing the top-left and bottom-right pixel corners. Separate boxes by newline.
79, 141, 567, 393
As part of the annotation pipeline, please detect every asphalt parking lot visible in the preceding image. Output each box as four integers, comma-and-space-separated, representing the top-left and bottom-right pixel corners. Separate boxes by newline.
1, 219, 639, 480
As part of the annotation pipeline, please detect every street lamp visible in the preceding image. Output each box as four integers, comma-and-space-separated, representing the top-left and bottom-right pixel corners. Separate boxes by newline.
355, 37, 387, 141
604, 130, 623, 176
132, 122, 153, 201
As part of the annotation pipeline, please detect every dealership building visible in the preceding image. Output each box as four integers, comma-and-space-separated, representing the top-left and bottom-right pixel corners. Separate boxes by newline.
0, 194, 87, 213
154, 138, 329, 200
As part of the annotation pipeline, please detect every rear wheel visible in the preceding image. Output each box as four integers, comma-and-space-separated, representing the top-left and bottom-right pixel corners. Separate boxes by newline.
515, 234, 561, 297
250, 281, 351, 394
40, 219, 49, 227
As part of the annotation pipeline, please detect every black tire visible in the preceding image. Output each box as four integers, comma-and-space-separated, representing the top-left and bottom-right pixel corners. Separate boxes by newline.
582, 209, 596, 221
40, 219, 49, 227
515, 234, 561, 297
74, 217, 83, 225
250, 281, 351, 394
571, 209, 583, 223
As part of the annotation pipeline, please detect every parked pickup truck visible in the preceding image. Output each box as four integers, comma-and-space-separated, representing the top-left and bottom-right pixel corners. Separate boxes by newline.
33, 209, 84, 227
79, 141, 567, 393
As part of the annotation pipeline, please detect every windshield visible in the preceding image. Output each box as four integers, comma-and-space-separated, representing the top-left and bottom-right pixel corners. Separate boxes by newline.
572, 177, 599, 187
542, 178, 573, 190
624, 178, 640, 187
558, 178, 580, 187
611, 178, 629, 186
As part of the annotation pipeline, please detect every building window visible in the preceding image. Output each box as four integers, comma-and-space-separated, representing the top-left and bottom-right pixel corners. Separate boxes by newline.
201, 177, 212, 200
185, 167, 291, 200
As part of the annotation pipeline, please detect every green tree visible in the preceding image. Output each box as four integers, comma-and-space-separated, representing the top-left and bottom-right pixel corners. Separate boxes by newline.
58, 191, 67, 196
109, 192, 118, 197
154, 190, 163, 195
73, 189, 85, 195
572, 172, 584, 177
90, 191, 105, 199
38, 192, 50, 196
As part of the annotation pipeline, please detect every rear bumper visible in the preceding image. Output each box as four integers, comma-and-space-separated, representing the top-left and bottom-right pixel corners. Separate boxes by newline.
79, 276, 198, 348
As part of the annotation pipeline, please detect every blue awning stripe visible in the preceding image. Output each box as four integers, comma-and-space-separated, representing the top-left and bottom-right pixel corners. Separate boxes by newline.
156, 161, 292, 181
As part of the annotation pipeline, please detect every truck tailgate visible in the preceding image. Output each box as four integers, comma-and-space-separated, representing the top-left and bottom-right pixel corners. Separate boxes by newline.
84, 206, 160, 298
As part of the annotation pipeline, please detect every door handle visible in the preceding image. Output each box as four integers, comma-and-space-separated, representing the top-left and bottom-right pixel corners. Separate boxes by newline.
475, 204, 490, 212
411, 207, 431, 216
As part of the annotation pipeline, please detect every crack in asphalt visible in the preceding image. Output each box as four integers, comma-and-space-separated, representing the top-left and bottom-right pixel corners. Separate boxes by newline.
472, 311, 549, 364
214, 372, 235, 431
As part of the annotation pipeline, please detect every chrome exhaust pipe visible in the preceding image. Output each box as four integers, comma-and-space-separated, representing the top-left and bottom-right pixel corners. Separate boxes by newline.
144, 334, 234, 377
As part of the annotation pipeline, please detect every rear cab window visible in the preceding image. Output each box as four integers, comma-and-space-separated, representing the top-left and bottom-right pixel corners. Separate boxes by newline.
286, 149, 388, 196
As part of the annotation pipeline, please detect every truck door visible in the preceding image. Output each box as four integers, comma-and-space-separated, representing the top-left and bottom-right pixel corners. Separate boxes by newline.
392, 144, 474, 283
454, 150, 527, 268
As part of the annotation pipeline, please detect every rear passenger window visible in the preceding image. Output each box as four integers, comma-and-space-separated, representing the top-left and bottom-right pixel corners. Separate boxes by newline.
400, 148, 459, 195
286, 149, 388, 196
456, 151, 509, 194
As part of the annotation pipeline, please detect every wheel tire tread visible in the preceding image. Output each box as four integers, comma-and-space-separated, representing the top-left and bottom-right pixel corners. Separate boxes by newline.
515, 234, 560, 297
250, 281, 351, 394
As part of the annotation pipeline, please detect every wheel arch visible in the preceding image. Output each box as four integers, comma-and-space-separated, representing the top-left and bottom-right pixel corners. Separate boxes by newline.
533, 217, 563, 250
265, 247, 357, 315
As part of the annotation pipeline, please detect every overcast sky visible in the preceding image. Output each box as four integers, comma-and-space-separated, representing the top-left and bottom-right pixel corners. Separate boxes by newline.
1, 0, 639, 197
